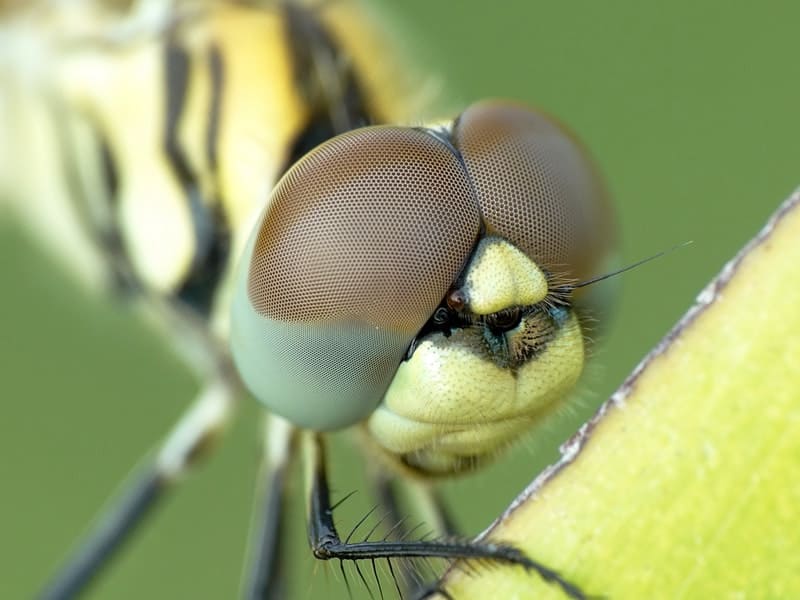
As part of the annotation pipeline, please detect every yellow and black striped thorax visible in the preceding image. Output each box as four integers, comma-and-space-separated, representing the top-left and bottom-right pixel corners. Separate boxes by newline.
3, 0, 414, 324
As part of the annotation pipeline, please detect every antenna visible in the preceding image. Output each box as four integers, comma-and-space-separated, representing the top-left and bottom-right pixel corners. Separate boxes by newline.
557, 241, 692, 292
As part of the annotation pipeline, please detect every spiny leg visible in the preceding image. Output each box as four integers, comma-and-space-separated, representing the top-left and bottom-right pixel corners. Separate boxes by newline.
304, 433, 589, 600
38, 376, 236, 600
369, 470, 460, 595
243, 414, 298, 600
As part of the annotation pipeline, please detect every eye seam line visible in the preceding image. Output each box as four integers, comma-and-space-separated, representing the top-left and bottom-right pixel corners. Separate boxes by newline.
414, 123, 488, 234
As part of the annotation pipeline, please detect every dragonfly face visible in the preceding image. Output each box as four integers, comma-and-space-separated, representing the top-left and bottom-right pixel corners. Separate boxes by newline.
232, 99, 614, 475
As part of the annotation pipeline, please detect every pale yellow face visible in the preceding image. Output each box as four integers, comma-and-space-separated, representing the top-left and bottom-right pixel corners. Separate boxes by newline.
366, 236, 585, 475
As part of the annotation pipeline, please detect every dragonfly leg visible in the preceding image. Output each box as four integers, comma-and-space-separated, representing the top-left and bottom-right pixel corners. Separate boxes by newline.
305, 433, 589, 600
243, 414, 298, 600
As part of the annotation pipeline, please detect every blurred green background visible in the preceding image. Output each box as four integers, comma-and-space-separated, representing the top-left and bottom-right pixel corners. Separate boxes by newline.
2, 1, 798, 599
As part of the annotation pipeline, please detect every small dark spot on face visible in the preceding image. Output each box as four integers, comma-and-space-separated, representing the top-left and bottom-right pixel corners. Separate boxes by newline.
447, 289, 467, 312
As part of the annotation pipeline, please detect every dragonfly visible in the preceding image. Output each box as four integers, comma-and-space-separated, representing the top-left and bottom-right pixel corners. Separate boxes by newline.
1, 1, 615, 598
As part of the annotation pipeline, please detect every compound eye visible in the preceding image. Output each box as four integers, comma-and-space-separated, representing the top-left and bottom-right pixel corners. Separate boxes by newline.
232, 126, 481, 430
452, 100, 615, 287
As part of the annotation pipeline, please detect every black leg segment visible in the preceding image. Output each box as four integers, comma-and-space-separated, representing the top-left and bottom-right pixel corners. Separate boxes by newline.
305, 434, 589, 600
38, 468, 164, 600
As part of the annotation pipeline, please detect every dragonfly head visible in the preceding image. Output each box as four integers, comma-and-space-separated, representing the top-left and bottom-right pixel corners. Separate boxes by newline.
231, 99, 615, 475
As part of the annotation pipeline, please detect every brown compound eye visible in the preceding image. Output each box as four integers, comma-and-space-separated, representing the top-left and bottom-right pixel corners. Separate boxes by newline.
452, 100, 615, 289
232, 126, 481, 431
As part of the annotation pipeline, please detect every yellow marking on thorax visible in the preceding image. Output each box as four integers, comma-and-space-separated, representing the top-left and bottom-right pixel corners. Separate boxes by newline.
321, 0, 425, 124
204, 6, 307, 238
59, 39, 196, 294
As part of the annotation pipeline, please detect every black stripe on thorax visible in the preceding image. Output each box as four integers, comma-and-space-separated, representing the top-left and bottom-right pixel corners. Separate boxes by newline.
205, 43, 223, 172
97, 137, 141, 294
164, 39, 230, 318
280, 2, 375, 174
51, 94, 140, 297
